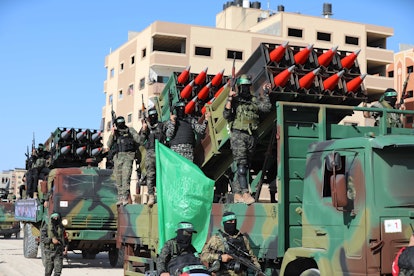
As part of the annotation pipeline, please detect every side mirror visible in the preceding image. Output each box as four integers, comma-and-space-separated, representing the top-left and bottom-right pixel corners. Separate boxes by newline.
330, 174, 348, 208
325, 152, 342, 172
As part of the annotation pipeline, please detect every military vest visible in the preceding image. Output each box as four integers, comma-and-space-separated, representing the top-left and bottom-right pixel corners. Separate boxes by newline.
145, 123, 166, 150
116, 128, 137, 152
231, 98, 260, 133
169, 118, 195, 146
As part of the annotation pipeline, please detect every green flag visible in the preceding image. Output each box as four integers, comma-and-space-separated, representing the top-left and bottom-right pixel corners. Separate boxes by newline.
156, 141, 214, 253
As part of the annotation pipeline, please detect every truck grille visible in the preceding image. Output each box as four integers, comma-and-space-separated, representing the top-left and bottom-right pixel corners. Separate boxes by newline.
70, 217, 117, 229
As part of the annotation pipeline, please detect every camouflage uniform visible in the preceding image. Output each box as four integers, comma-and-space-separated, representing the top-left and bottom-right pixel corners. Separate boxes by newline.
223, 79, 271, 203
107, 126, 141, 203
369, 100, 403, 128
157, 222, 200, 275
398, 246, 414, 276
29, 145, 50, 198
201, 231, 260, 275
42, 213, 67, 276
166, 114, 208, 162
139, 120, 167, 204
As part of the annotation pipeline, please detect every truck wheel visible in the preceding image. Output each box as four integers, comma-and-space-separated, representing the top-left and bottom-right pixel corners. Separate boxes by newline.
23, 223, 38, 258
109, 247, 125, 268
300, 268, 320, 276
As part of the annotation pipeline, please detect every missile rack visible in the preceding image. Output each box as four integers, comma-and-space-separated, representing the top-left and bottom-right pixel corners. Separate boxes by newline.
43, 127, 104, 168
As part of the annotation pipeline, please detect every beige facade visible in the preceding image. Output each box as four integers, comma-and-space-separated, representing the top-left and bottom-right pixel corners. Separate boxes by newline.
387, 46, 414, 127
102, 3, 395, 147
0, 169, 25, 200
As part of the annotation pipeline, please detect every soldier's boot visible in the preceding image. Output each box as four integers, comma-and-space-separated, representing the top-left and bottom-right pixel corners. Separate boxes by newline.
233, 193, 244, 203
242, 193, 255, 205
147, 194, 155, 207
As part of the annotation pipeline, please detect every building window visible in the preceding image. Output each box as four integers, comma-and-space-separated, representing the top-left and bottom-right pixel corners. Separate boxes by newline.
120, 62, 124, 73
408, 66, 413, 73
152, 35, 186, 54
139, 78, 145, 90
288, 28, 303, 38
195, 46, 212, 57
157, 76, 169, 83
142, 48, 146, 58
317, 32, 331, 42
128, 84, 134, 95
119, 90, 123, 100
131, 55, 135, 65
226, 50, 243, 60
109, 94, 113, 104
127, 113, 132, 123
110, 68, 115, 78
388, 71, 394, 78
345, 35, 359, 46
106, 121, 111, 131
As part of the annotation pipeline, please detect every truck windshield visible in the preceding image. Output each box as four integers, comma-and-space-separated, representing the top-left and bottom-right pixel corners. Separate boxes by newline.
373, 147, 414, 207
61, 174, 117, 197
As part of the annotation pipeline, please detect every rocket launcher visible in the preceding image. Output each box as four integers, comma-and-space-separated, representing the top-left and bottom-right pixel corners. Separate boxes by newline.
177, 65, 191, 85
194, 67, 208, 86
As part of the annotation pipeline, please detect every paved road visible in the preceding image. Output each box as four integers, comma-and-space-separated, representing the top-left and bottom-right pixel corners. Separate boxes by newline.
0, 231, 123, 276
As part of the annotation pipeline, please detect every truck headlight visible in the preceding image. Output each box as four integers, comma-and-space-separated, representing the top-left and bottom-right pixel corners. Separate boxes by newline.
61, 218, 68, 226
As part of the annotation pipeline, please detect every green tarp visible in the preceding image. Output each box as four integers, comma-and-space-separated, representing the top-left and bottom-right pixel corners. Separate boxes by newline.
156, 141, 215, 253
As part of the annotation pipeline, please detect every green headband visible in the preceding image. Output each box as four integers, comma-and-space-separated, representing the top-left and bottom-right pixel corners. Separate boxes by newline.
50, 213, 59, 219
177, 222, 194, 231
222, 214, 237, 223
384, 91, 397, 97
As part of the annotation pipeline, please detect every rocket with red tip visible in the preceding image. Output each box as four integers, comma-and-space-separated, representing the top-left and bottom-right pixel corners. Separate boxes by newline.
274, 65, 296, 87
194, 67, 208, 85
180, 80, 195, 99
317, 46, 338, 67
346, 73, 367, 93
294, 44, 313, 65
197, 82, 212, 101
323, 70, 345, 91
177, 65, 191, 85
299, 68, 321, 89
269, 41, 289, 63
202, 83, 229, 114
341, 49, 361, 69
185, 96, 198, 114
210, 69, 225, 87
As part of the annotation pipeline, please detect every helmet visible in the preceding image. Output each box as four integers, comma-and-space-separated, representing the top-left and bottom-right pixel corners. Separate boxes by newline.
38, 143, 44, 150
176, 222, 197, 233
236, 74, 252, 85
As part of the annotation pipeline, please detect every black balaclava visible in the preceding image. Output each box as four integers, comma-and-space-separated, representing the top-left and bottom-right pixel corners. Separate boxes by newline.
176, 105, 186, 119
176, 229, 192, 249
116, 117, 127, 129
148, 109, 158, 125
222, 211, 238, 236
238, 84, 252, 100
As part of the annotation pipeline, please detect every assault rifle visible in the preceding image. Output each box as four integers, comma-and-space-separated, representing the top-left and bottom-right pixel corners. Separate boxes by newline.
139, 94, 147, 123
217, 229, 265, 276
230, 51, 237, 91
111, 102, 116, 128
400, 72, 411, 106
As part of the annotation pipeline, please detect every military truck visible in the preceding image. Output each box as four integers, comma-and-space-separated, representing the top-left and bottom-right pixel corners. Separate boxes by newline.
0, 174, 20, 239
15, 127, 123, 267
117, 42, 414, 275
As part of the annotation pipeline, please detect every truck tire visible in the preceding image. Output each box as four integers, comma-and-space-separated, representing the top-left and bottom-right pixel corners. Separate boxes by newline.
109, 247, 125, 268
23, 223, 38, 258
300, 268, 320, 276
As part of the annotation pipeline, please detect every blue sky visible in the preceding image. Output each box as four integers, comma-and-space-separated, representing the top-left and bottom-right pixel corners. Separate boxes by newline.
0, 0, 413, 171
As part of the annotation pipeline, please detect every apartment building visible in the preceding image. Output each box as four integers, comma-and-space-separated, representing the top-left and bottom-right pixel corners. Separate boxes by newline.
387, 45, 414, 126
102, 1, 395, 153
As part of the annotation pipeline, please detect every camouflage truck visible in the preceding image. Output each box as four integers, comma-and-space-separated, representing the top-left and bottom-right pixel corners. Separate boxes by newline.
15, 127, 123, 267
118, 42, 414, 275
0, 174, 20, 239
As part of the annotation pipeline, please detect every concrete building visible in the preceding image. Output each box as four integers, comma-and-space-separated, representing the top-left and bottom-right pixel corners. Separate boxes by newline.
387, 45, 414, 127
101, 2, 396, 194
0, 169, 25, 201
